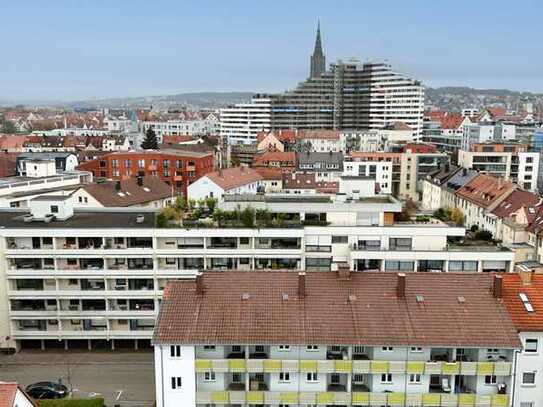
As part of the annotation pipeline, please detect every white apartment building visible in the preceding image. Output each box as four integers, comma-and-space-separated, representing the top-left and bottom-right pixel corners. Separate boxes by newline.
343, 161, 392, 194
462, 124, 495, 150
219, 98, 272, 145
0, 192, 516, 352
187, 167, 263, 201
153, 271, 519, 407
140, 119, 218, 144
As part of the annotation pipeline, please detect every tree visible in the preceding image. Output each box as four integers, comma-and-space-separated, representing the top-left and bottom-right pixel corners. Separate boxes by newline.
0, 120, 17, 134
205, 197, 218, 213
450, 207, 464, 226
141, 128, 158, 150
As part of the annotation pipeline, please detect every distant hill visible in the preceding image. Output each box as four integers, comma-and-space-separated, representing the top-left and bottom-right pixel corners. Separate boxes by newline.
426, 87, 543, 98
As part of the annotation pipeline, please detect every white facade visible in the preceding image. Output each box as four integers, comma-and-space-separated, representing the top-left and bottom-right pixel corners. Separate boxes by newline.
343, 161, 392, 194
513, 332, 543, 407
219, 98, 271, 145
187, 177, 261, 202
462, 124, 495, 150
140, 119, 218, 144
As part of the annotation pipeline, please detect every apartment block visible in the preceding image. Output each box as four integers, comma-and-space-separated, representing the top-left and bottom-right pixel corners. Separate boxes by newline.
0, 192, 515, 352
219, 98, 272, 146
153, 271, 519, 407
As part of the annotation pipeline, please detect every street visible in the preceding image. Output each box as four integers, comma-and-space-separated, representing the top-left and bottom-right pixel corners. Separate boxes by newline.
0, 350, 155, 406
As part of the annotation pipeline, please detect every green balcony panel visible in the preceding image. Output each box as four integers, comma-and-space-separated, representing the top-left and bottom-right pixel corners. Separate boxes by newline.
407, 361, 425, 374
280, 392, 298, 403
370, 360, 389, 373
246, 391, 264, 404
442, 362, 460, 375
316, 392, 334, 404
228, 359, 246, 372
335, 360, 352, 373
491, 394, 509, 407
195, 359, 212, 372
210, 391, 229, 403
477, 361, 494, 376
352, 392, 370, 404
422, 393, 441, 406
458, 393, 476, 406
263, 359, 281, 372
388, 392, 405, 406
300, 360, 318, 372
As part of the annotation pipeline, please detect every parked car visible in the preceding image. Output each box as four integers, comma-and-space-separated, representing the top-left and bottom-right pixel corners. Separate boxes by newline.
25, 382, 68, 399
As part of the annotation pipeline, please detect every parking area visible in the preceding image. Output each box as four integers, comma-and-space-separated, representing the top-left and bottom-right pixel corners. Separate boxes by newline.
0, 350, 155, 406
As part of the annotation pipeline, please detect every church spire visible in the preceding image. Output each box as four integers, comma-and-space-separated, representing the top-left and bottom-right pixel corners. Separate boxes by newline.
310, 20, 326, 78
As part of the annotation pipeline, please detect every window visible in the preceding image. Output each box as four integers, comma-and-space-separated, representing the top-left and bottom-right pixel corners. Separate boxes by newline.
410, 347, 422, 352
306, 345, 319, 351
382, 346, 393, 352
409, 374, 421, 384
50, 205, 59, 213
239, 237, 250, 245
525, 339, 538, 353
279, 372, 290, 382
203, 371, 216, 382
278, 345, 290, 351
138, 159, 145, 168
485, 375, 497, 385
231, 345, 242, 353
170, 345, 181, 357
332, 235, 348, 244
523, 372, 536, 385
171, 377, 182, 389
520, 402, 535, 407
381, 373, 392, 383
353, 374, 365, 383
231, 373, 242, 382
306, 372, 318, 382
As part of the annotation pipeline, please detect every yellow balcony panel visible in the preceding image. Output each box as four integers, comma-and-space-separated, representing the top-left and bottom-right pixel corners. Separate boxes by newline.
422, 393, 441, 406
477, 362, 494, 376
229, 391, 245, 403
335, 360, 352, 373
228, 359, 246, 372
352, 392, 370, 404
196, 391, 211, 403
369, 392, 387, 406
458, 393, 476, 406
195, 359, 212, 372
441, 393, 458, 407
389, 360, 406, 373
246, 391, 264, 404
299, 391, 317, 404
282, 359, 299, 372
353, 392, 370, 405
476, 394, 491, 407
370, 360, 389, 373
210, 391, 229, 404
300, 360, 318, 372
352, 360, 370, 373
212, 359, 229, 372
493, 361, 511, 376
406, 393, 422, 406
334, 392, 351, 404
442, 361, 460, 375
388, 392, 406, 406
491, 394, 509, 407
407, 361, 425, 374
263, 359, 281, 372
461, 361, 478, 375
424, 361, 442, 374
317, 360, 334, 373
246, 359, 263, 372
316, 392, 334, 404
280, 392, 298, 403
264, 391, 281, 404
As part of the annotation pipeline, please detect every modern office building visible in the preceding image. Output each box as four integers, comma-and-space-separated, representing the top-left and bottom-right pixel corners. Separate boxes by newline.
0, 192, 515, 352
219, 98, 272, 145
153, 271, 519, 407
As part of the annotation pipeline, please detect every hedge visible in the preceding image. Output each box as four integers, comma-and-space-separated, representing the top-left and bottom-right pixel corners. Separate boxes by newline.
38, 399, 104, 407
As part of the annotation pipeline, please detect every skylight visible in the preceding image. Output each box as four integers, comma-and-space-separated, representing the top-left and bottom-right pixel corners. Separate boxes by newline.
519, 293, 535, 313
529, 208, 535, 214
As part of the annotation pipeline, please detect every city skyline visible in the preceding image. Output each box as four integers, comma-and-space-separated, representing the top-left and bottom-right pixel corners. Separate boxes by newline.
1, 0, 543, 101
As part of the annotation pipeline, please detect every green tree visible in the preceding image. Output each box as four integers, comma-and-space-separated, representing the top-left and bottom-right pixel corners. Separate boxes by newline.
174, 196, 187, 213
1, 120, 17, 134
240, 206, 255, 227
141, 127, 158, 149
205, 197, 218, 213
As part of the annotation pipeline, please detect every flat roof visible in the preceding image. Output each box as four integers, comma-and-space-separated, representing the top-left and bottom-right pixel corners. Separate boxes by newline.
0, 209, 155, 229
31, 195, 72, 201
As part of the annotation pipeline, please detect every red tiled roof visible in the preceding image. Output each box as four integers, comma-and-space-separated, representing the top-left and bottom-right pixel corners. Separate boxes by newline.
502, 274, 543, 331
441, 113, 466, 129
401, 143, 438, 154
162, 135, 196, 144
456, 174, 515, 209
254, 167, 284, 180
0, 382, 36, 407
282, 172, 337, 192
491, 190, 540, 219
205, 166, 262, 190
486, 107, 507, 118
385, 121, 413, 131
296, 130, 340, 140
256, 130, 297, 144
154, 271, 520, 348
252, 151, 296, 167
0, 135, 27, 151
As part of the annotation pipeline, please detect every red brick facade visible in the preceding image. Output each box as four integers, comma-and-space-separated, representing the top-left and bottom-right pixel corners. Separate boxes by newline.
77, 149, 214, 196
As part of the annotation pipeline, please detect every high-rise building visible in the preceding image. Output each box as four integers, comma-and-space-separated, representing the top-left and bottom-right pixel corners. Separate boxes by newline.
309, 21, 325, 78
219, 97, 272, 145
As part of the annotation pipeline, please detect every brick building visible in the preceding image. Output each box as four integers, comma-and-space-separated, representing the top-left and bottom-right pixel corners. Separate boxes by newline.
77, 149, 214, 196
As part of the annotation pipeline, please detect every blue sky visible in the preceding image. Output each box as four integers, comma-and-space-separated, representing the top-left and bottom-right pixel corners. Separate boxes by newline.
1, 0, 542, 101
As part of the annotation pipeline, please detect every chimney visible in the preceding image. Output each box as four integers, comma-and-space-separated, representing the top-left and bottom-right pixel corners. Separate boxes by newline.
298, 272, 306, 299
397, 273, 406, 298
337, 263, 351, 280
115, 180, 121, 191
196, 272, 204, 295
137, 176, 143, 186
492, 274, 503, 298
462, 168, 467, 176
520, 270, 533, 286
